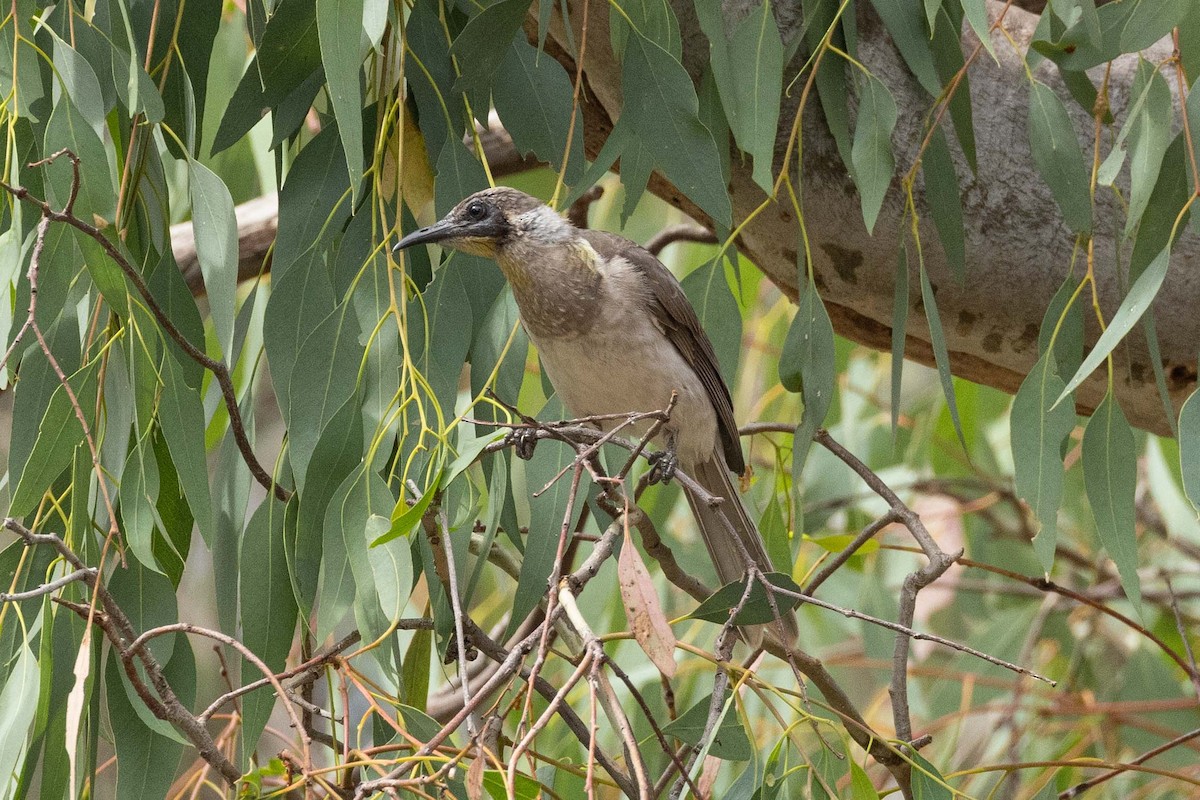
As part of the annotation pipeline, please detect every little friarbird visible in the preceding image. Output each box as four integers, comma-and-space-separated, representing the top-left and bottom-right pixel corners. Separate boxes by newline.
394, 188, 797, 645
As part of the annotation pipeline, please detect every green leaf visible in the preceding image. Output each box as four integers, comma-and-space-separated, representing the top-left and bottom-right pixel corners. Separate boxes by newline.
1042, 0, 1189, 72
286, 304, 365, 490
689, 572, 803, 626
850, 74, 897, 235
451, 0, 533, 96
187, 160, 238, 360
212, 1, 323, 154
44, 92, 117, 226
919, 267, 965, 449
661, 698, 752, 761
869, 0, 941, 96
780, 280, 835, 476
910, 753, 952, 799
0, 641, 39, 791
959, 0, 997, 60
1123, 62, 1172, 238
682, 260, 742, 386
402, 625, 433, 709
1081, 392, 1141, 610
377, 474, 441, 546
1028, 80, 1092, 234
621, 31, 732, 227
1057, 247, 1171, 403
404, 0, 464, 155
922, 127, 965, 282
159, 352, 215, 546
890, 245, 909, 433
1179, 391, 1200, 513
1011, 350, 1076, 571
120, 435, 163, 572
108, 560, 179, 668
9, 360, 98, 518
239, 498, 299, 765
505, 399, 586, 639
323, 469, 386, 642
318, 0, 365, 198
726, 0, 784, 192
493, 36, 583, 185
849, 760, 881, 800
610, 0, 682, 60
293, 393, 365, 618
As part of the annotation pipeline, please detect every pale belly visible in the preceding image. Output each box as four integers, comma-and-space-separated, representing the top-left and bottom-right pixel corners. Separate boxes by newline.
529, 323, 717, 467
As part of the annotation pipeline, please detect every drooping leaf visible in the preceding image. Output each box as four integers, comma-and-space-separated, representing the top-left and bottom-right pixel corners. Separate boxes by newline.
1057, 247, 1171, 403
920, 267, 966, 448
780, 280, 835, 476
922, 127, 966, 282
726, 0, 784, 191
1179, 391, 1200, 513
451, 0, 533, 97
119, 435, 163, 572
0, 642, 40, 793
239, 498, 300, 765
505, 399, 586, 639
1011, 350, 1076, 571
285, 303, 365, 490
187, 160, 238, 359
493, 36, 584, 185
621, 31, 732, 227
158, 352, 215, 546
1028, 80, 1092, 234
1081, 392, 1142, 610
890, 244, 910, 433
682, 259, 742, 386
212, 1, 323, 154
317, 0, 366, 197
869, 0, 941, 96
851, 74, 897, 235
1123, 61, 1172, 238
9, 359, 98, 517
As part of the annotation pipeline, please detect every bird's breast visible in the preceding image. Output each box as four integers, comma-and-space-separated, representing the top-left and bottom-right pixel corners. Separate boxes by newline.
527, 297, 717, 467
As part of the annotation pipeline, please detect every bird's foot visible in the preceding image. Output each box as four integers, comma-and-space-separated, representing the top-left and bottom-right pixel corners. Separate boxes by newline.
645, 449, 678, 485
506, 427, 539, 460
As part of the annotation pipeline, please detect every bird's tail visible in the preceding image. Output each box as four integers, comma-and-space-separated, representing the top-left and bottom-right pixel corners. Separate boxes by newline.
684, 453, 799, 645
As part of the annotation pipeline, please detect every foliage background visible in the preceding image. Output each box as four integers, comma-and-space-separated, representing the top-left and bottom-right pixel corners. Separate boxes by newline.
1, 0, 1199, 798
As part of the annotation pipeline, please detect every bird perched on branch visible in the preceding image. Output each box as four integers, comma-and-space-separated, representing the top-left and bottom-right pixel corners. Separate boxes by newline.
395, 187, 796, 645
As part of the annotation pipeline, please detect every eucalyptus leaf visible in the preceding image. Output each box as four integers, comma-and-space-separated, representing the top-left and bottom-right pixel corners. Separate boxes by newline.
1011, 350, 1075, 571
318, 0, 366, 197
1057, 247, 1170, 403
1028, 80, 1092, 234
1081, 392, 1142, 610
851, 74, 897, 235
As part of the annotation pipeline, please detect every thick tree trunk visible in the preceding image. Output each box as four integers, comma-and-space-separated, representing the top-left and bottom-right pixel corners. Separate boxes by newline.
545, 0, 1198, 437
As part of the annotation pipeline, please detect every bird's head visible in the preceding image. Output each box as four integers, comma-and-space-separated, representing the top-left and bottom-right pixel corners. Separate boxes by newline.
393, 187, 558, 260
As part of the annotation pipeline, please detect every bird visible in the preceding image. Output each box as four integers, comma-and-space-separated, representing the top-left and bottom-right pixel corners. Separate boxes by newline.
394, 187, 797, 645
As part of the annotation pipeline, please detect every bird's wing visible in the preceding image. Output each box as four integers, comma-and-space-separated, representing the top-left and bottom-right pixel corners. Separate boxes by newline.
580, 229, 745, 475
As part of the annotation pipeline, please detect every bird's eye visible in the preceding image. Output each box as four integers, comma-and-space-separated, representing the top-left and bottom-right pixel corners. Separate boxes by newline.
465, 201, 487, 220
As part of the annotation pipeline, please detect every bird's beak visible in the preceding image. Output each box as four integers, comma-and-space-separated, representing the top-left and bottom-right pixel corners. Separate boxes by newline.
393, 218, 464, 252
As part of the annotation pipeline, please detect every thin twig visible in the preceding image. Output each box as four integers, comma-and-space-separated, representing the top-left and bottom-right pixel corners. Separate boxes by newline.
0, 568, 97, 601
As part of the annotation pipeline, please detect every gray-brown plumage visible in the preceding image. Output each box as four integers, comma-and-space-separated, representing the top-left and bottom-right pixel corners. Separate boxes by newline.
395, 187, 797, 645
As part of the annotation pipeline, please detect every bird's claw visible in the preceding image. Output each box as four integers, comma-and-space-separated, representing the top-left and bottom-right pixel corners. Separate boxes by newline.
506, 427, 539, 460
646, 449, 678, 485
